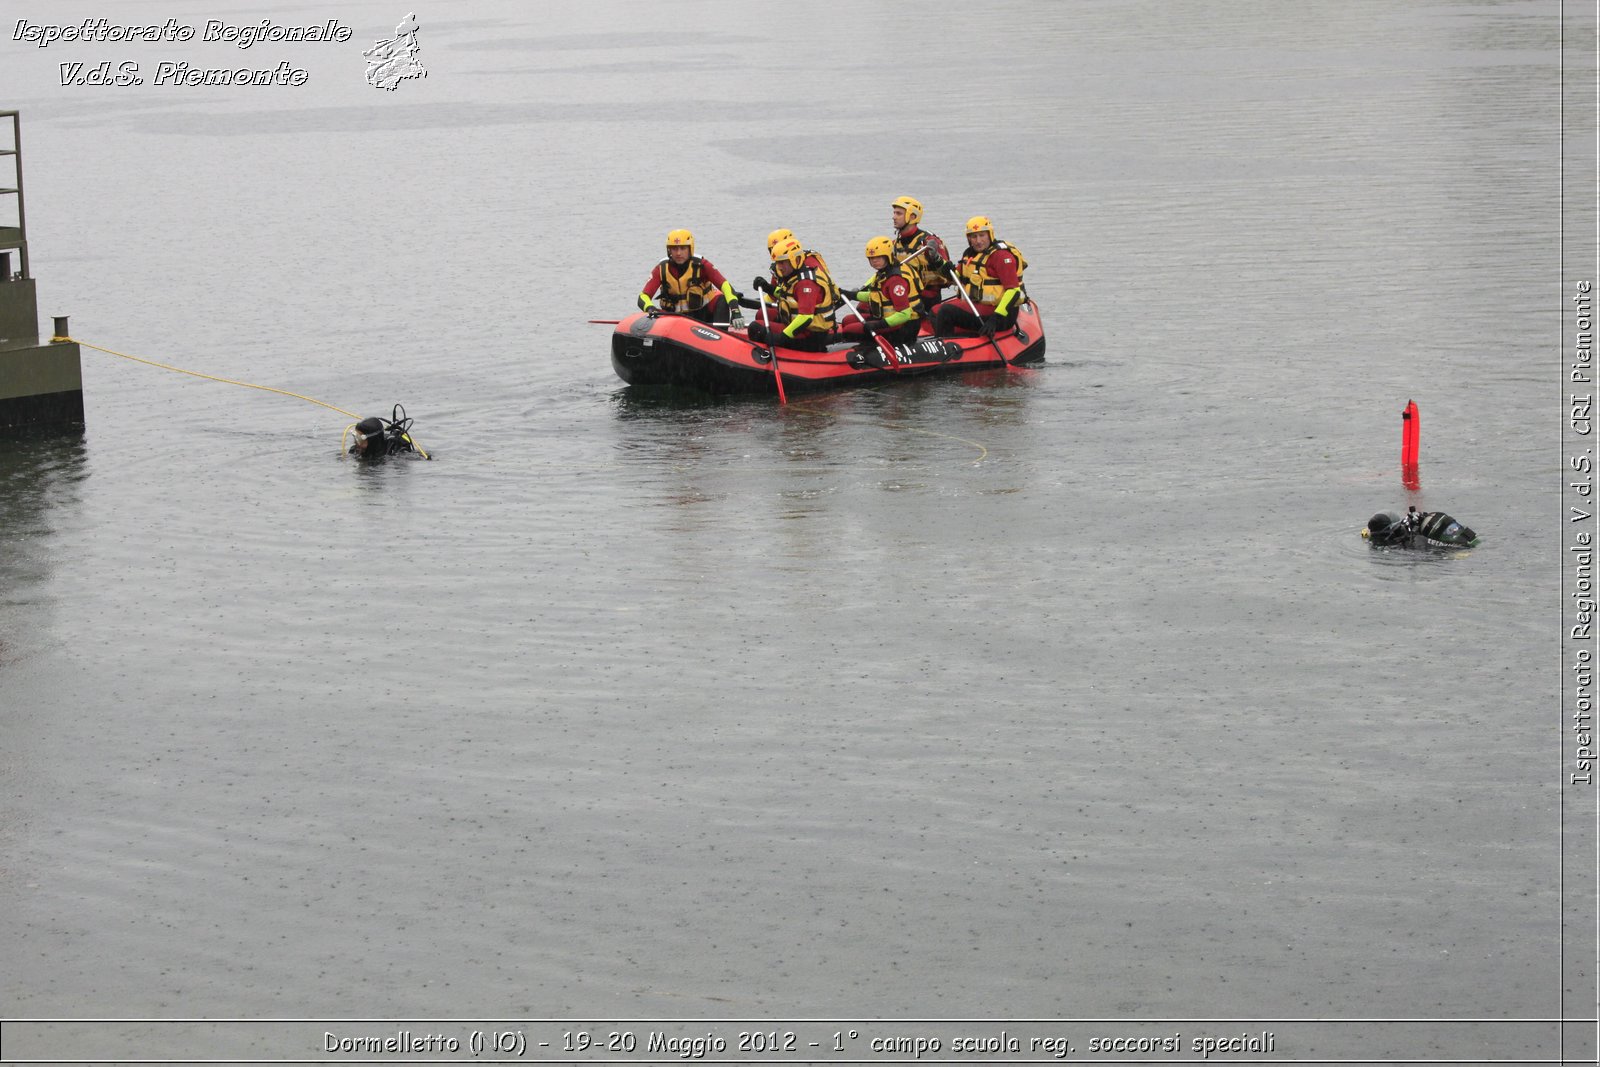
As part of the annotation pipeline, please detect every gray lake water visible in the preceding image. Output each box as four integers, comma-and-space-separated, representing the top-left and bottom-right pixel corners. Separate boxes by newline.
0, 1, 1592, 1063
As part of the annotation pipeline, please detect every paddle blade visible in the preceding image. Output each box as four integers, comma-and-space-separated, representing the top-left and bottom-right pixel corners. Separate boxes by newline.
872, 338, 899, 371
772, 353, 787, 404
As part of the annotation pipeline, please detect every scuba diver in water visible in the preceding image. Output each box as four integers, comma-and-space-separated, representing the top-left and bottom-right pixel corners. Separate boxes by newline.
1363, 506, 1478, 548
346, 404, 429, 459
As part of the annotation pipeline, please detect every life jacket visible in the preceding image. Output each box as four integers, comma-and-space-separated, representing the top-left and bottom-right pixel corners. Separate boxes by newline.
957, 240, 1029, 306
774, 262, 840, 334
862, 264, 924, 321
655, 256, 718, 311
893, 227, 950, 295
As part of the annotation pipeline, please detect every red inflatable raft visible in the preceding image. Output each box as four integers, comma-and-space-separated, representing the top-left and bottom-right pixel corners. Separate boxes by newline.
610, 302, 1045, 395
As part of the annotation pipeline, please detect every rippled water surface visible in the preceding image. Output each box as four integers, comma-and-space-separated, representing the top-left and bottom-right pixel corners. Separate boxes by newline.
0, 0, 1579, 1057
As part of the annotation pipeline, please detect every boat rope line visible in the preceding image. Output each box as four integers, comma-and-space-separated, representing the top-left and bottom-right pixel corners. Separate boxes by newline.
903, 424, 989, 465
789, 398, 990, 465
68, 337, 976, 465
69, 338, 362, 420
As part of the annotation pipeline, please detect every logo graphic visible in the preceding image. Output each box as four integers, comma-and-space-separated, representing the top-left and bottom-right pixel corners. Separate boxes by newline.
690, 326, 721, 341
364, 13, 426, 90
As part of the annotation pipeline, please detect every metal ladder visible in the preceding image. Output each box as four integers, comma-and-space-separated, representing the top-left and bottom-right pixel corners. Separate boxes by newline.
0, 111, 27, 282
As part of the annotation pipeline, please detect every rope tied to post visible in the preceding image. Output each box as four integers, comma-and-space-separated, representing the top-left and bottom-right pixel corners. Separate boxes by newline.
69, 336, 429, 458
70, 338, 362, 419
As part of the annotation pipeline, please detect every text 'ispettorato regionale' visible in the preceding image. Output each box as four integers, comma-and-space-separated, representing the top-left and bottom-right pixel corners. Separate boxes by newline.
13, 18, 353, 49
14, 18, 354, 87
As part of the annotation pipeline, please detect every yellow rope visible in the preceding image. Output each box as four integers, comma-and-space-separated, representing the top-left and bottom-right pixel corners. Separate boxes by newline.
399, 433, 430, 461
902, 424, 989, 465
789, 398, 990, 465
71, 338, 362, 420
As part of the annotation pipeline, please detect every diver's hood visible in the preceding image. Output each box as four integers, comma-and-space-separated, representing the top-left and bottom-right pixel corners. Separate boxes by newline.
1363, 511, 1408, 545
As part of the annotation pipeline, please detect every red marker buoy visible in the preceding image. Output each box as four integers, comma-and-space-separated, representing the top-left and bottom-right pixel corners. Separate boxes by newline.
1401, 400, 1420, 489
1401, 400, 1419, 464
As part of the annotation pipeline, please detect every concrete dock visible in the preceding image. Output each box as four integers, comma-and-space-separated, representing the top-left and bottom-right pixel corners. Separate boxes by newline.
0, 109, 84, 433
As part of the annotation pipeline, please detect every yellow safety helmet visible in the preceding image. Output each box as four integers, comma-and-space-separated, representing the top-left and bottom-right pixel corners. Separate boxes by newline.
770, 236, 804, 270
965, 216, 994, 240
864, 235, 895, 263
666, 228, 695, 254
766, 228, 796, 252
892, 196, 923, 226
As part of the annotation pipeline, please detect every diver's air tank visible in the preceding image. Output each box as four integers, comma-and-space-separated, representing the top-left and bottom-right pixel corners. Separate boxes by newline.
1415, 511, 1477, 547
